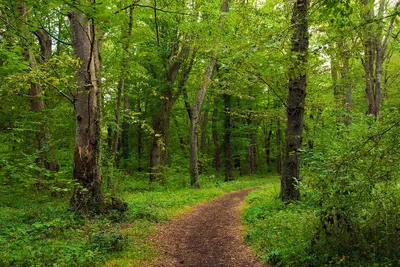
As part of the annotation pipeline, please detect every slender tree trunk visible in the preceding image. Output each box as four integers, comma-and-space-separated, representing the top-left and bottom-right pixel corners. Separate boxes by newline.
187, 0, 229, 186
148, 44, 191, 182
137, 100, 143, 172
200, 96, 211, 152
69, 10, 104, 214
247, 119, 256, 175
224, 93, 234, 181
107, 124, 112, 152
281, 0, 309, 202
189, 58, 217, 188
112, 81, 123, 158
212, 101, 221, 171
362, 0, 378, 118
149, 98, 171, 182
247, 131, 256, 175
342, 53, 352, 126
121, 91, 130, 160
276, 120, 283, 174
361, 0, 399, 119
331, 52, 344, 124
265, 127, 272, 172
114, 7, 134, 161
19, 4, 58, 172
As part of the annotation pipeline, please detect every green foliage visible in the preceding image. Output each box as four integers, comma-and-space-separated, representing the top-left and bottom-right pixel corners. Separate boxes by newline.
299, 112, 400, 266
89, 230, 126, 253
0, 170, 275, 266
243, 184, 318, 266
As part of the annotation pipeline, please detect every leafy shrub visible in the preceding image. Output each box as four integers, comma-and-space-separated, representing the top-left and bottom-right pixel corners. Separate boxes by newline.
89, 230, 127, 253
243, 185, 318, 266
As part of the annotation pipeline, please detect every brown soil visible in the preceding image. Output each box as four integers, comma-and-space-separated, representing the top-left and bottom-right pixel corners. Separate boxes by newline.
154, 188, 266, 267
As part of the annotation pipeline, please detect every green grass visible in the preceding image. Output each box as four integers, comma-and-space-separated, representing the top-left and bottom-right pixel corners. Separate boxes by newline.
0, 172, 278, 267
242, 182, 319, 267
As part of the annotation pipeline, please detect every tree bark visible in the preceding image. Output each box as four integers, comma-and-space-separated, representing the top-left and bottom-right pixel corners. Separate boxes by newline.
113, 7, 134, 161
281, 0, 309, 202
137, 100, 143, 172
121, 7, 134, 161
188, 58, 217, 188
212, 100, 221, 171
121, 92, 130, 159
361, 0, 399, 119
276, 120, 283, 174
200, 96, 211, 152
224, 93, 234, 181
19, 3, 59, 172
112, 81, 123, 158
265, 126, 272, 172
149, 46, 191, 182
247, 119, 256, 175
69, 10, 104, 214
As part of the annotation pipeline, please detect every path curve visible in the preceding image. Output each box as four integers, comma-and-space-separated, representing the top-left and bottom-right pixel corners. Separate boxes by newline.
154, 188, 265, 267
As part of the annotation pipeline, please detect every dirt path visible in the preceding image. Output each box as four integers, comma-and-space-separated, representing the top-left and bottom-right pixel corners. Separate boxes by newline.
154, 188, 265, 267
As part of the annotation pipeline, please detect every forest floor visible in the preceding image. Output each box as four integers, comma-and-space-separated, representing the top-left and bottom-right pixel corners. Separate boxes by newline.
153, 188, 266, 267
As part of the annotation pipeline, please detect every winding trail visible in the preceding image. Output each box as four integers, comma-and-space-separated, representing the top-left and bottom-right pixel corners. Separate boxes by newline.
154, 188, 265, 267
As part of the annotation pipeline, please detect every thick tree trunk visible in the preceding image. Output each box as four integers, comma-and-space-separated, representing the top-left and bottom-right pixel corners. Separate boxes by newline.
224, 93, 234, 181
69, 10, 104, 214
281, 0, 309, 202
212, 101, 221, 171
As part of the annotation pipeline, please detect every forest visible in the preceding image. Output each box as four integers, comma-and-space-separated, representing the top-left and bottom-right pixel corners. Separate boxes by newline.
1, 0, 400, 266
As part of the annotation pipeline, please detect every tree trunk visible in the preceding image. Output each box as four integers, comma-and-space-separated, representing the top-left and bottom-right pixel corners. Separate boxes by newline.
247, 118, 256, 175
224, 93, 234, 181
121, 93, 130, 159
276, 120, 283, 174
189, 58, 217, 188
212, 100, 221, 171
113, 7, 134, 161
342, 52, 352, 126
265, 127, 272, 172
361, 0, 399, 119
107, 124, 112, 153
362, 0, 378, 118
200, 96, 211, 152
19, 4, 59, 172
331, 51, 344, 125
149, 98, 171, 182
148, 42, 191, 182
281, 0, 309, 202
69, 10, 104, 214
112, 81, 123, 158
121, 7, 134, 160
137, 100, 143, 172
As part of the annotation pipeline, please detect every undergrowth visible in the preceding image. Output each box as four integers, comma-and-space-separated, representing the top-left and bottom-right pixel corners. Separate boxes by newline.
0, 170, 276, 266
